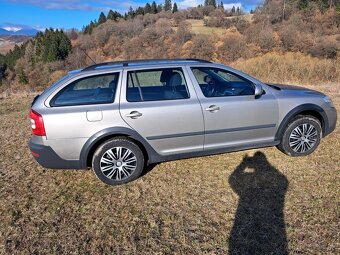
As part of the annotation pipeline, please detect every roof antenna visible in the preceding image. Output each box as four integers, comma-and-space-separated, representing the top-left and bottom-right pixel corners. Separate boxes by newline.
81, 48, 96, 65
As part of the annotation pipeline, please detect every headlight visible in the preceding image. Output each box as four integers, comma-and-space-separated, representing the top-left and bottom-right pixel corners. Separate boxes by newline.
323, 96, 334, 107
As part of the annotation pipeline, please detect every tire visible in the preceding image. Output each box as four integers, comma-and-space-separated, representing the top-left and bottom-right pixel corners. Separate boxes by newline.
277, 115, 322, 157
92, 137, 145, 185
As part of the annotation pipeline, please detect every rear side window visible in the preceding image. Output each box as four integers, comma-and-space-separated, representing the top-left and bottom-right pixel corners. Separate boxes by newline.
126, 68, 189, 102
50, 73, 119, 107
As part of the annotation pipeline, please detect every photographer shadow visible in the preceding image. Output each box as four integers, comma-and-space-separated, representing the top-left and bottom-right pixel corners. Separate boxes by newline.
228, 152, 289, 255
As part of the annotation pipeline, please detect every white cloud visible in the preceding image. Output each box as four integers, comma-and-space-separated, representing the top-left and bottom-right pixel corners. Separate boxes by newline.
177, 0, 201, 9
223, 2, 242, 10
177, 1, 244, 10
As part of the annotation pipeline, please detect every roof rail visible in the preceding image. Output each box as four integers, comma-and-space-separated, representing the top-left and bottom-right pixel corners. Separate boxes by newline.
81, 58, 212, 72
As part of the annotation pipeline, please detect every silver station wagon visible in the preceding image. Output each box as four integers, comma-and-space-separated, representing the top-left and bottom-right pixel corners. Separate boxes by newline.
29, 59, 337, 185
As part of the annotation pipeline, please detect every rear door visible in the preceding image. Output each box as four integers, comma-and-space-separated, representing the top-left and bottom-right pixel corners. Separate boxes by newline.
119, 66, 204, 156
187, 66, 279, 150
42, 71, 125, 160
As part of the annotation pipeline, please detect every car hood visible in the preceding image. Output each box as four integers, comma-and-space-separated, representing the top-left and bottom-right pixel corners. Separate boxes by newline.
267, 83, 324, 96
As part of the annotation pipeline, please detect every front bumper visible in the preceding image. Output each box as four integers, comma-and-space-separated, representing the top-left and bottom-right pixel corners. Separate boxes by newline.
324, 106, 337, 137
29, 139, 81, 169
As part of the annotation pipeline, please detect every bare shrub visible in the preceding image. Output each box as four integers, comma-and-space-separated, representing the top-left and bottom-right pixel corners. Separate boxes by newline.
190, 34, 214, 60
143, 13, 158, 27
175, 21, 192, 44
308, 38, 339, 59
204, 9, 225, 27
187, 7, 204, 19
173, 11, 186, 26
218, 32, 249, 62
66, 48, 87, 69
155, 18, 174, 36
245, 24, 277, 52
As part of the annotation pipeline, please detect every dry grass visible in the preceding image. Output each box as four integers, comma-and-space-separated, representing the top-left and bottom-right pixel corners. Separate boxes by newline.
186, 19, 226, 35
0, 84, 339, 254
231, 52, 340, 85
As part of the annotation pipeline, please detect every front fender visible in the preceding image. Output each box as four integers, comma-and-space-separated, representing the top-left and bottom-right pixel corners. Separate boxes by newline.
275, 104, 329, 140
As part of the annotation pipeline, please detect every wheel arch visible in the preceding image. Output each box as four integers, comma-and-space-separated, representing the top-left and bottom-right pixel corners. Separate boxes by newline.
275, 104, 328, 141
79, 127, 160, 168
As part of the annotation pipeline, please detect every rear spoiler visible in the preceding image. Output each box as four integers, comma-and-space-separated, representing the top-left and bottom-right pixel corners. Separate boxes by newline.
31, 94, 40, 107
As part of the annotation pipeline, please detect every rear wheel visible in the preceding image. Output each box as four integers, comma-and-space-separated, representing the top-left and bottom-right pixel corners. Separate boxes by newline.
92, 137, 145, 185
277, 116, 322, 157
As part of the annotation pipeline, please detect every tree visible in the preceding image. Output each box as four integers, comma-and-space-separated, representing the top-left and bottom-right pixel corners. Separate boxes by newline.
231, 5, 236, 14
151, 1, 157, 13
157, 4, 163, 12
145, 3, 152, 13
107, 10, 115, 20
173, 2, 178, 13
205, 0, 217, 8
164, 0, 172, 11
98, 12, 107, 24
218, 1, 224, 10
18, 66, 28, 84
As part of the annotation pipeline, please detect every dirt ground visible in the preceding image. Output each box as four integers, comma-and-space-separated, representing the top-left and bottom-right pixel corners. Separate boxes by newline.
0, 84, 339, 254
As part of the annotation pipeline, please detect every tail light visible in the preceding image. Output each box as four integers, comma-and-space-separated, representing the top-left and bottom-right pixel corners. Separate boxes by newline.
29, 110, 46, 136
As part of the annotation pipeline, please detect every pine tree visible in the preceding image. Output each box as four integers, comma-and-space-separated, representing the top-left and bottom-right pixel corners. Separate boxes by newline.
157, 4, 163, 12
98, 12, 107, 24
18, 66, 28, 84
151, 1, 157, 13
205, 0, 217, 7
107, 10, 115, 20
164, 0, 172, 11
173, 2, 178, 13
145, 3, 152, 13
231, 5, 236, 14
218, 1, 224, 10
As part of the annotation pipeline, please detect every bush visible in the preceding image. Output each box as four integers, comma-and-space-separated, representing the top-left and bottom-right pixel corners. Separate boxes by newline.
308, 38, 338, 59
218, 32, 249, 62
190, 34, 214, 60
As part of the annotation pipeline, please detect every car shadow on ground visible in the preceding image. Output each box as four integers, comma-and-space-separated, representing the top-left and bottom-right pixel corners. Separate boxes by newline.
228, 151, 289, 255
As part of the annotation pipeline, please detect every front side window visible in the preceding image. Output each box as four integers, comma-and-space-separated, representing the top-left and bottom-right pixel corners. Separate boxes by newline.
191, 67, 255, 98
126, 68, 189, 102
50, 73, 119, 107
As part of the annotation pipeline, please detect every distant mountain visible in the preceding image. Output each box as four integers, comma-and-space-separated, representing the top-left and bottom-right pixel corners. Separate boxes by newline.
14, 28, 39, 36
0, 27, 40, 36
0, 28, 12, 35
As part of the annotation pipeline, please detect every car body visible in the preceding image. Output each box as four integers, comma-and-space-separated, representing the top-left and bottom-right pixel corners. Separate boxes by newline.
28, 59, 337, 185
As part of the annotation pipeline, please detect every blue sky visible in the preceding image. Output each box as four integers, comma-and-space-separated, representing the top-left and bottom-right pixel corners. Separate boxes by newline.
0, 0, 260, 30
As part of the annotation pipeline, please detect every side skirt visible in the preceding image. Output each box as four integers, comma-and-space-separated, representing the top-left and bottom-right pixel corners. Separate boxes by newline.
149, 140, 280, 164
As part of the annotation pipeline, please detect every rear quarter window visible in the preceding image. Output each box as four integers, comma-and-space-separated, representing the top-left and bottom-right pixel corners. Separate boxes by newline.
50, 73, 119, 107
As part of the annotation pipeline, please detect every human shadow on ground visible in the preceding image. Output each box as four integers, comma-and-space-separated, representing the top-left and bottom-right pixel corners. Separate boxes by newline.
228, 152, 289, 255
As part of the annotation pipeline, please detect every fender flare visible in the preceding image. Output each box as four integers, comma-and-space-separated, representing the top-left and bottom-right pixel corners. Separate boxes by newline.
79, 127, 160, 168
275, 103, 329, 141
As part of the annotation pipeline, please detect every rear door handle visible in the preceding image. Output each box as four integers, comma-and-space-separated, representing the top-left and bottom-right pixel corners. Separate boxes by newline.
126, 111, 143, 119
205, 105, 220, 112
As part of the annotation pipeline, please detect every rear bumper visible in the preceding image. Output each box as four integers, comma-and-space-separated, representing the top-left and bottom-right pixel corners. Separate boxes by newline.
29, 139, 82, 169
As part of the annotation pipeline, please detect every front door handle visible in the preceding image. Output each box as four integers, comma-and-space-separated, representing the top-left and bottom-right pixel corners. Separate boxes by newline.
205, 105, 220, 112
126, 111, 143, 119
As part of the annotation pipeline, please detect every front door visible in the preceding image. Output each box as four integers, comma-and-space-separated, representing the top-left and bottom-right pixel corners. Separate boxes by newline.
188, 66, 278, 150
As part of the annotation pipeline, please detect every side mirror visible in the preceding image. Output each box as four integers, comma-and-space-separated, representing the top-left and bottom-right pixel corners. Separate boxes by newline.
254, 84, 264, 97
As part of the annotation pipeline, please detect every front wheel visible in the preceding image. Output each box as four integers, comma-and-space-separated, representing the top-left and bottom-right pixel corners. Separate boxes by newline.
277, 116, 322, 157
92, 137, 145, 185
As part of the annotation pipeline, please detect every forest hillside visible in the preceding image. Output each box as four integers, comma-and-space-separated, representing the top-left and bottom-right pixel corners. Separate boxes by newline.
0, 0, 339, 93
